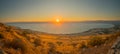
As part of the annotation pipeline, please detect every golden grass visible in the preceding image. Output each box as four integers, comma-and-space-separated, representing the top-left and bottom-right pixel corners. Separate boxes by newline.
0, 23, 120, 54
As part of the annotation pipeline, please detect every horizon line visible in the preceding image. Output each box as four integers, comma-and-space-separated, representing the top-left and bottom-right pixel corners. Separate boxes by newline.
3, 20, 120, 23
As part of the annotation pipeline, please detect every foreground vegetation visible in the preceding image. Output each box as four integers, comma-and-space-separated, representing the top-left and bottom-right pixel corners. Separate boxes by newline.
0, 23, 120, 54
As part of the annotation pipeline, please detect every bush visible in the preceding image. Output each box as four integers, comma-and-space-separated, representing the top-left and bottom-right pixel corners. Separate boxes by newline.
104, 32, 120, 43
2, 38, 38, 54
0, 33, 4, 39
3, 39, 30, 54
34, 38, 41, 47
88, 36, 105, 46
80, 41, 87, 48
4, 39, 26, 50
56, 41, 62, 46
47, 42, 57, 54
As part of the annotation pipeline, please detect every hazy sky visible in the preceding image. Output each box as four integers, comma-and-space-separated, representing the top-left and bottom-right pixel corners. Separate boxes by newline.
0, 0, 120, 22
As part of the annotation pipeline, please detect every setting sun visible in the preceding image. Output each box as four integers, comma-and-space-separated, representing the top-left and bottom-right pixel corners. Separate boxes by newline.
56, 18, 60, 23
0, 0, 120, 54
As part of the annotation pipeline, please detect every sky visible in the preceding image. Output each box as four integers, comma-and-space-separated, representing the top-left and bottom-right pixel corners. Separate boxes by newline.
0, 0, 120, 22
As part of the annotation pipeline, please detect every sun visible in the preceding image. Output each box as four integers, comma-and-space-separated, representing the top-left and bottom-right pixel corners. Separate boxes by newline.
56, 18, 60, 23
52, 18, 62, 25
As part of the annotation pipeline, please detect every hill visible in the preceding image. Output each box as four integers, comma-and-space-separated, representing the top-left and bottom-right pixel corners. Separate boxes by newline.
0, 23, 120, 54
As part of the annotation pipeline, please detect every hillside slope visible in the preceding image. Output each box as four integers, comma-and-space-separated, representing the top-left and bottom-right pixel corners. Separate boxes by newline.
0, 23, 120, 54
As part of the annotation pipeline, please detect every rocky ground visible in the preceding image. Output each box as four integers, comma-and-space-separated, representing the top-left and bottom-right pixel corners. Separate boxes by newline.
108, 37, 120, 54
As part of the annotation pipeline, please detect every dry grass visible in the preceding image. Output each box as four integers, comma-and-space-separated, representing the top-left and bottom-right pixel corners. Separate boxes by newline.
0, 23, 120, 54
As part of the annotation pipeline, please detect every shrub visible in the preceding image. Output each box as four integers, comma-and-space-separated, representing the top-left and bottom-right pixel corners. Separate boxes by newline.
0, 33, 4, 39
71, 43, 78, 47
88, 36, 105, 46
80, 41, 87, 48
3, 39, 26, 50
34, 38, 41, 47
3, 39, 30, 54
47, 42, 57, 54
56, 41, 62, 46
5, 48, 21, 54
104, 32, 120, 43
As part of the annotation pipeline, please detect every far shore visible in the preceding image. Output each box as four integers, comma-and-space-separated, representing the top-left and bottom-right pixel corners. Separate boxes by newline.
4, 21, 120, 37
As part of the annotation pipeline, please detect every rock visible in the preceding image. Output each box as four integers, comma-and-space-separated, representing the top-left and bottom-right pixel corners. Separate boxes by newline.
108, 49, 115, 54
108, 37, 120, 54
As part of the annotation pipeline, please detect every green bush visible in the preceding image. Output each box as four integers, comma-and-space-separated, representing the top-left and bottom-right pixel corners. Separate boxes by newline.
88, 36, 105, 46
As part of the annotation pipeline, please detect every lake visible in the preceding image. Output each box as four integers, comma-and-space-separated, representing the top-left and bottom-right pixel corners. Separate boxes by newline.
7, 22, 114, 34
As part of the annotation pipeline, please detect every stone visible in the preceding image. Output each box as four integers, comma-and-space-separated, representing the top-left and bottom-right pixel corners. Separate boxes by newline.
108, 37, 120, 54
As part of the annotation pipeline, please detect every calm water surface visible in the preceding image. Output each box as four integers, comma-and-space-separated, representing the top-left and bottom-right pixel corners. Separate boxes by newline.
7, 22, 114, 34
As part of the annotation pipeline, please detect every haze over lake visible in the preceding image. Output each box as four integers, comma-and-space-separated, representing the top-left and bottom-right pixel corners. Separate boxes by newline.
7, 22, 114, 34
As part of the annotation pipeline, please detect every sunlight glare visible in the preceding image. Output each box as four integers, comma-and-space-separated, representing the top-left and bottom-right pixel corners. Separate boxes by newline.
56, 18, 60, 23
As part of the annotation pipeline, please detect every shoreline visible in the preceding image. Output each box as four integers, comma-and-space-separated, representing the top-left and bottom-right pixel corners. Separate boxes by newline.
4, 22, 120, 36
